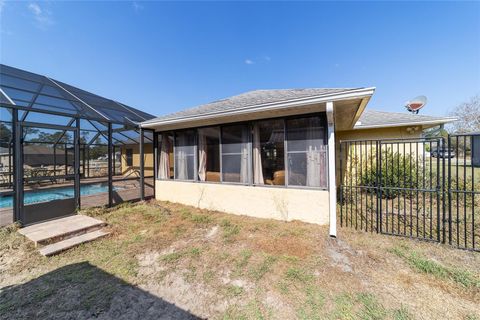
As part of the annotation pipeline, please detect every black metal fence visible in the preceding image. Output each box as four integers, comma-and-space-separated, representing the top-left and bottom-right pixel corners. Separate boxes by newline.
339, 134, 479, 252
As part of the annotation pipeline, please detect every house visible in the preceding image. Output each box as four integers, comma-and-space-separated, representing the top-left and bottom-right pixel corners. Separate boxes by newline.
0, 62, 457, 232
140, 88, 456, 236
120, 143, 154, 177
473, 134, 480, 167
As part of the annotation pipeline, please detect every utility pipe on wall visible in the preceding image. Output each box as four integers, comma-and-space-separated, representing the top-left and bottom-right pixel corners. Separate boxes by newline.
326, 101, 336, 237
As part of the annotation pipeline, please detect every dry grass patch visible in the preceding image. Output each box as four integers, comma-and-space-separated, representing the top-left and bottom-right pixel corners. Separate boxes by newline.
1, 200, 479, 319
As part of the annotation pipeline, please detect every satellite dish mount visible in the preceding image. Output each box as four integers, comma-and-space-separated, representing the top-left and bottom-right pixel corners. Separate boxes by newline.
405, 95, 427, 114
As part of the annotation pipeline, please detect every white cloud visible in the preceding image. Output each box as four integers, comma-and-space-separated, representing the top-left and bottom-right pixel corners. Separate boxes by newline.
28, 2, 54, 29
28, 2, 41, 15
132, 1, 144, 13
245, 59, 254, 65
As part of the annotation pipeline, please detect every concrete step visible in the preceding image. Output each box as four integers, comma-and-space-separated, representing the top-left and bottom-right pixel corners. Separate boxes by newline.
19, 215, 106, 246
39, 229, 110, 256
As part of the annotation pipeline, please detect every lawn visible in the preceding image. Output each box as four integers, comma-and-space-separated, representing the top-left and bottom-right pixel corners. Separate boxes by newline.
0, 201, 479, 319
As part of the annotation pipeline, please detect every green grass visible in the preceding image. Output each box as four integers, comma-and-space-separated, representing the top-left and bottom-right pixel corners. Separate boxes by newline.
202, 270, 215, 284
221, 219, 241, 243
331, 293, 356, 319
428, 158, 480, 185
249, 255, 277, 281
233, 249, 252, 276
1, 201, 477, 319
225, 284, 244, 297
297, 286, 324, 320
222, 298, 271, 320
161, 247, 202, 264
392, 305, 413, 320
391, 246, 480, 288
180, 208, 213, 225
357, 293, 387, 320
329, 293, 414, 320
190, 214, 213, 224
161, 251, 185, 264
284, 267, 314, 284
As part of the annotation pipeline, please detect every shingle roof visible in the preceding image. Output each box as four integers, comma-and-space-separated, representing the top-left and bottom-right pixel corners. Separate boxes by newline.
355, 110, 456, 129
143, 88, 362, 124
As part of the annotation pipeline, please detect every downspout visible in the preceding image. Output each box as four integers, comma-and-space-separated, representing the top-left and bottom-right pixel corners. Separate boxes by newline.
326, 101, 337, 237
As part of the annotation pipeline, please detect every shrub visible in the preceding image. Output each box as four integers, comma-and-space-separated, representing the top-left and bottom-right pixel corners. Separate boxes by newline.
361, 148, 421, 199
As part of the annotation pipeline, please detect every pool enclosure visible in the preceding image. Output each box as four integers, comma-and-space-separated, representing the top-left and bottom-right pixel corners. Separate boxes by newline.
0, 64, 155, 226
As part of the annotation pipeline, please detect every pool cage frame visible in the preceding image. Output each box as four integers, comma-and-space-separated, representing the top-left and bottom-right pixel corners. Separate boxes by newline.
0, 64, 156, 226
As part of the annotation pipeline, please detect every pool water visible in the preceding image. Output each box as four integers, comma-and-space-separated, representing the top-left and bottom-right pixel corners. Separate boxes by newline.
0, 183, 124, 208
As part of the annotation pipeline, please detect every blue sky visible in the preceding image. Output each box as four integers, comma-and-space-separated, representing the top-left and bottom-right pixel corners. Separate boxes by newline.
1, 1, 479, 118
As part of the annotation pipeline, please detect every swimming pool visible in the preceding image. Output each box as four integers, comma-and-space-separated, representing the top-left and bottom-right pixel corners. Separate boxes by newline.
0, 183, 124, 208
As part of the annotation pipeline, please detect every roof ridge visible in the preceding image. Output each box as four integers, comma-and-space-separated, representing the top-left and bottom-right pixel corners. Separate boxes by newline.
364, 109, 456, 118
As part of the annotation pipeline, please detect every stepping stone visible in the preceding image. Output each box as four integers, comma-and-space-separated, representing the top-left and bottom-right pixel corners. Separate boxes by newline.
19, 215, 106, 246
39, 230, 110, 256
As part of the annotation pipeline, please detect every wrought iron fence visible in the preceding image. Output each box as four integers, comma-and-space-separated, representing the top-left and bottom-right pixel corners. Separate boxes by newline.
339, 135, 479, 252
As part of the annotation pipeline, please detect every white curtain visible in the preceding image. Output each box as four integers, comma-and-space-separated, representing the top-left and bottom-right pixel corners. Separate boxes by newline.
239, 127, 249, 183
252, 124, 264, 184
306, 120, 321, 187
158, 134, 170, 179
198, 129, 207, 181
176, 134, 188, 180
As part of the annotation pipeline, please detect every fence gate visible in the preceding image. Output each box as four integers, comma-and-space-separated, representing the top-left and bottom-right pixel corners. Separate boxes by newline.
339, 135, 479, 252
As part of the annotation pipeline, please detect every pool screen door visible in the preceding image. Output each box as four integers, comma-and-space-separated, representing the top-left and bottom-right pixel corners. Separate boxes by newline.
19, 122, 80, 225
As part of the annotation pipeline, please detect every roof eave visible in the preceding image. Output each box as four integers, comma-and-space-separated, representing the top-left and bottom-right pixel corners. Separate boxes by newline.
141, 87, 376, 129
353, 117, 458, 130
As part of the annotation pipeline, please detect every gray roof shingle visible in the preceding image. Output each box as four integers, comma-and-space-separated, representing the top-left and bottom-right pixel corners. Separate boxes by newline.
143, 88, 361, 123
355, 110, 456, 129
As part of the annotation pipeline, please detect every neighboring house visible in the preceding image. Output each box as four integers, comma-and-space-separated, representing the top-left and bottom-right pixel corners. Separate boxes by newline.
0, 146, 10, 169
120, 143, 154, 177
14, 145, 74, 167
473, 134, 480, 167
336, 110, 457, 190
341, 109, 455, 140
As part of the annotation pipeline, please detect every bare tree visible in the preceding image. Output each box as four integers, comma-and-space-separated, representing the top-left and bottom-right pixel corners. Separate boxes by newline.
450, 95, 480, 133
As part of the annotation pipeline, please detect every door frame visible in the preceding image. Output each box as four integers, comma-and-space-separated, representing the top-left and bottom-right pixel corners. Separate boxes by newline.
17, 121, 80, 225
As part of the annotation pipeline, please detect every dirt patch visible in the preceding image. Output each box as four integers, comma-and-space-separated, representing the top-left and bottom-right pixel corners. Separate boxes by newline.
326, 238, 355, 273
251, 234, 314, 259
1, 201, 479, 319
206, 226, 219, 239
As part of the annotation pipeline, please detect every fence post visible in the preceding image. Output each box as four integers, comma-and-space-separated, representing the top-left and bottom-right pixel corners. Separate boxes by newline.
436, 139, 441, 243
139, 127, 145, 201
376, 140, 382, 233
442, 137, 446, 243
108, 123, 113, 207
339, 142, 343, 227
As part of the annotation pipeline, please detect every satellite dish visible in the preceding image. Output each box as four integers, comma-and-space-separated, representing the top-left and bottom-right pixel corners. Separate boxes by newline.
405, 95, 427, 114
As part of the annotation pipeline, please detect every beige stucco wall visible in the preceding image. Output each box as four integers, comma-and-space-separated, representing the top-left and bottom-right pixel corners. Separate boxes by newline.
337, 126, 423, 141
120, 144, 154, 177
155, 180, 330, 225
335, 126, 425, 187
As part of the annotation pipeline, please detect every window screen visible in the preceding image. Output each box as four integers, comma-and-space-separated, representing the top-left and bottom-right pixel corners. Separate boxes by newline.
286, 116, 327, 188
221, 124, 250, 183
174, 130, 196, 180
126, 148, 133, 167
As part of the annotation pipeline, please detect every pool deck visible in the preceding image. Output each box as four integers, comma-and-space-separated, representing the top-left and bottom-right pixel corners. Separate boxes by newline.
0, 175, 145, 195
0, 179, 154, 227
